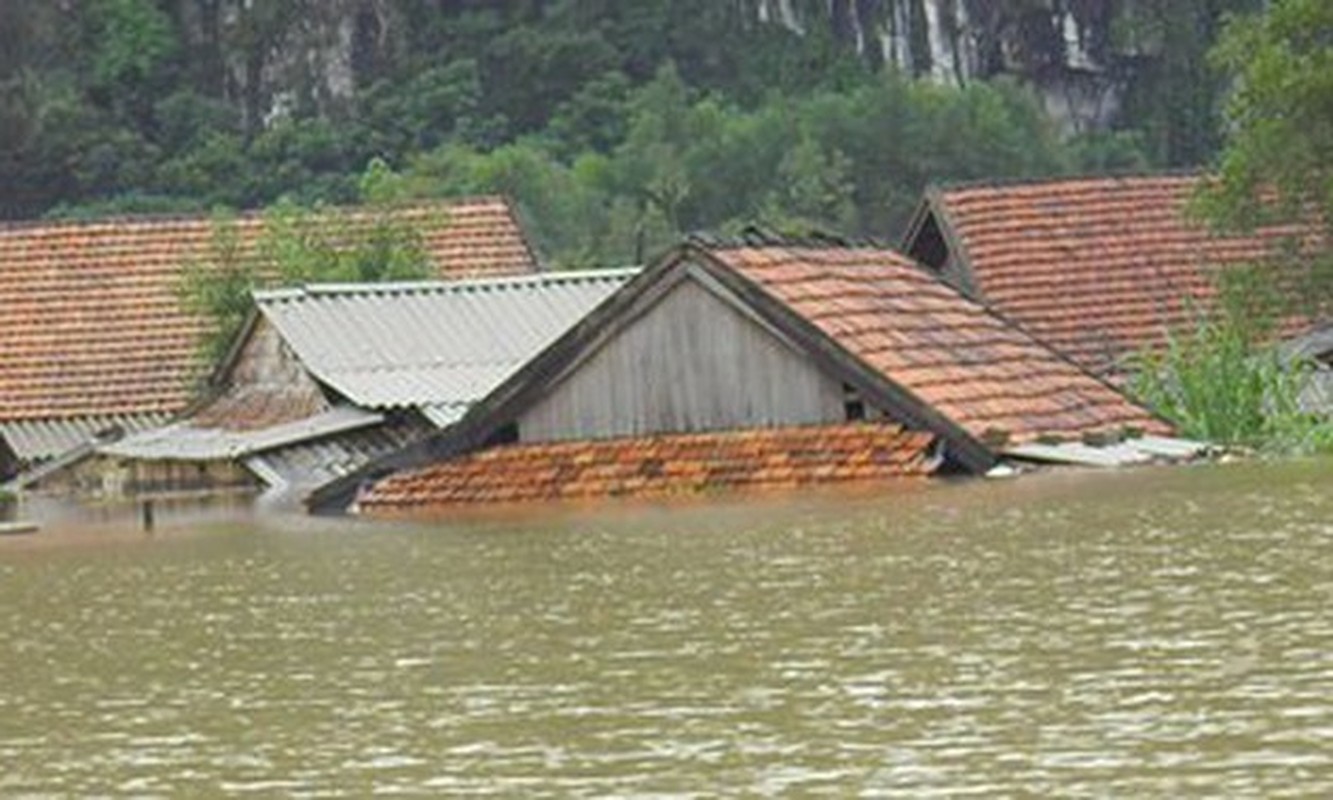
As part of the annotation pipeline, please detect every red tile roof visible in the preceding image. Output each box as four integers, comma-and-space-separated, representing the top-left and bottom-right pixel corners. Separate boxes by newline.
0, 198, 537, 424
923, 174, 1319, 373
361, 423, 938, 515
709, 245, 1170, 445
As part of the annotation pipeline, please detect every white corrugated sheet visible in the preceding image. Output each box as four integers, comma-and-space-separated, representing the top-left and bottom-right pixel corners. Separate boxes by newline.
0, 413, 172, 462
1005, 436, 1211, 468
254, 269, 637, 413
102, 406, 382, 461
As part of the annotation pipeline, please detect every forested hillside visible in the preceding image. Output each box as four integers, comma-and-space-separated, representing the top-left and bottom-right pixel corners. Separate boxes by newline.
0, 0, 1260, 266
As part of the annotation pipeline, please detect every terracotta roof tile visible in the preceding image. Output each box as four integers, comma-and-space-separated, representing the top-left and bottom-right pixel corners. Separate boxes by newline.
931, 175, 1319, 373
708, 245, 1169, 444
0, 198, 537, 424
361, 423, 938, 515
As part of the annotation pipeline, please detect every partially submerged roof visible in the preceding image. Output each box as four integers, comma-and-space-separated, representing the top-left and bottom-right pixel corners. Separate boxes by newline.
361, 423, 938, 515
252, 269, 638, 419
904, 174, 1320, 373
0, 413, 171, 465
72, 268, 635, 498
100, 405, 382, 463
245, 421, 428, 497
711, 244, 1168, 446
0, 197, 539, 428
312, 237, 1168, 513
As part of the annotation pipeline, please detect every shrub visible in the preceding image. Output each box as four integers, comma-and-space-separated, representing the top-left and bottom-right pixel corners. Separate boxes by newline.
1131, 310, 1333, 454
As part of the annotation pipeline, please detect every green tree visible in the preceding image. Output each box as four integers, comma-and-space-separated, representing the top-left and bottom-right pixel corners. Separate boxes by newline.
1, 0, 1275, 224
180, 159, 435, 364
761, 137, 857, 234
88, 0, 177, 90
1199, 0, 1333, 316
1109, 0, 1262, 166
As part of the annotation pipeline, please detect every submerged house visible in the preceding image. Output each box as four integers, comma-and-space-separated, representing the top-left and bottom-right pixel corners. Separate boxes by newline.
18, 270, 635, 503
901, 173, 1324, 377
316, 235, 1174, 517
0, 198, 538, 482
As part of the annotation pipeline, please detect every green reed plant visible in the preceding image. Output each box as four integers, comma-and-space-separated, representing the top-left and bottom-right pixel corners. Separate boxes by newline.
1131, 310, 1333, 455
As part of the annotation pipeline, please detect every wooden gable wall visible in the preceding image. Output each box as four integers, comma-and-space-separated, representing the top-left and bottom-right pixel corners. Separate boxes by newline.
190, 316, 331, 430
518, 274, 847, 443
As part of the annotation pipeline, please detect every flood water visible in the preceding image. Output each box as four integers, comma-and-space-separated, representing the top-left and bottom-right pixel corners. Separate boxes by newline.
2, 461, 1332, 797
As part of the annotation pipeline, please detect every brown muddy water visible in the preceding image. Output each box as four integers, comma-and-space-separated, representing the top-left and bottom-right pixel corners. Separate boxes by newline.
1, 460, 1332, 797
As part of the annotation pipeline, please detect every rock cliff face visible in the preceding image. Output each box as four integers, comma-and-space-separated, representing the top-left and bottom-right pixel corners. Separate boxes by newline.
165, 0, 393, 129
184, 0, 1188, 136
752, 0, 1162, 134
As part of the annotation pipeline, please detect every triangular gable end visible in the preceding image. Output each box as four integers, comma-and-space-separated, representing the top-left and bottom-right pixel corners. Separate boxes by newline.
516, 262, 850, 442
186, 314, 334, 431
901, 189, 980, 299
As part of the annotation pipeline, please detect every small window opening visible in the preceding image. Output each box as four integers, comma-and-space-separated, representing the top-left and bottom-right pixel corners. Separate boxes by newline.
484, 422, 520, 447
908, 214, 950, 272
843, 384, 866, 421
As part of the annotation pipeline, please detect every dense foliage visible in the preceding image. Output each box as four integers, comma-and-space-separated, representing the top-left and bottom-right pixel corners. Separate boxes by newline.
1130, 292, 1333, 454
1198, 0, 1333, 317
180, 162, 434, 364
1133, 0, 1333, 453
1, 0, 1258, 266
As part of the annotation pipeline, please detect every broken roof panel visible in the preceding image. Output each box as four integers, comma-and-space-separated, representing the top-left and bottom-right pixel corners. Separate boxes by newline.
245, 420, 428, 496
911, 174, 1320, 373
708, 244, 1170, 445
0, 197, 538, 425
101, 405, 383, 462
254, 269, 638, 411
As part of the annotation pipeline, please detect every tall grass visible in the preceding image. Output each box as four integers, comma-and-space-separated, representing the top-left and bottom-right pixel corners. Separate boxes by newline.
1131, 311, 1333, 455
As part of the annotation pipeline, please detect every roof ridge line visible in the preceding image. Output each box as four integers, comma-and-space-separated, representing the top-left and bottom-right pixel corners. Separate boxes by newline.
687, 226, 892, 251
927, 168, 1206, 196
333, 356, 520, 373
253, 267, 642, 302
0, 195, 516, 234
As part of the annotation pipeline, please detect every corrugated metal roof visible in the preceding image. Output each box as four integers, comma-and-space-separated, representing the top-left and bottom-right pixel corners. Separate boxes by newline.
1005, 436, 1210, 467
101, 406, 382, 462
245, 419, 428, 494
0, 413, 172, 462
254, 269, 637, 411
